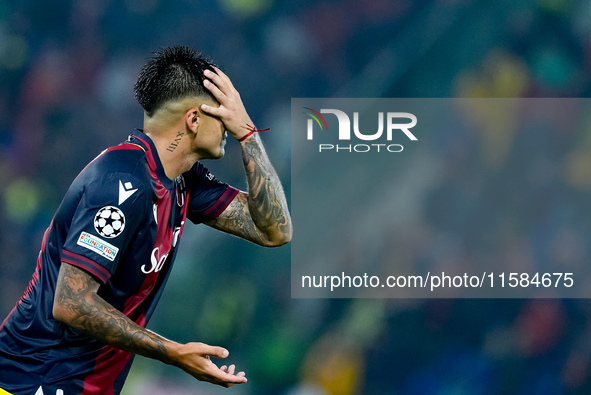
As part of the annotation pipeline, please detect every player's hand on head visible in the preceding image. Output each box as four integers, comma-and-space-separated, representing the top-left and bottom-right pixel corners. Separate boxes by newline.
200, 67, 254, 141
173, 342, 247, 387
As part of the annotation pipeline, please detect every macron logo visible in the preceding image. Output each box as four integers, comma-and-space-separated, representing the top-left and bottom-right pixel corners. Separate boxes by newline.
119, 180, 138, 205
35, 386, 63, 395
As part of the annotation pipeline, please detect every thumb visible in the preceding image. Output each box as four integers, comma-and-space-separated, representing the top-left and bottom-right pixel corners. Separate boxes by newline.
203, 344, 229, 359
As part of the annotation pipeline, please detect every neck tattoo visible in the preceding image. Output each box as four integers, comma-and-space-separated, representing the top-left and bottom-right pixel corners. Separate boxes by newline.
166, 131, 184, 152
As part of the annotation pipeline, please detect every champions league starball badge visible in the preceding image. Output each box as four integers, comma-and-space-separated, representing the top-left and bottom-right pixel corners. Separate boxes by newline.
94, 206, 126, 238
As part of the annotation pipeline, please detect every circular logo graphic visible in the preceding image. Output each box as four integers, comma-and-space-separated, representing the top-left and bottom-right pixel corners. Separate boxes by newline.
94, 206, 125, 238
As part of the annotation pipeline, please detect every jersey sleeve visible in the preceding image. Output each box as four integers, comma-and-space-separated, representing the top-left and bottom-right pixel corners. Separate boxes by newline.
186, 162, 239, 224
61, 174, 151, 284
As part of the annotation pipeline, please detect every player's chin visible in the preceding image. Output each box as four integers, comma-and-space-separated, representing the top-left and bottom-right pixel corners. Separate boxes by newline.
202, 145, 225, 160
214, 147, 225, 159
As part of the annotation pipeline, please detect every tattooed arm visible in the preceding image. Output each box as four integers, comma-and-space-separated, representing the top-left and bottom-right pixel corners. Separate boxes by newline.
52, 262, 247, 387
206, 133, 292, 246
201, 68, 292, 246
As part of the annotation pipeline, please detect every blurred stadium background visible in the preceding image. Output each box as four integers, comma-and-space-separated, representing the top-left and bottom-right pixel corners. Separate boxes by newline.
2, 0, 591, 394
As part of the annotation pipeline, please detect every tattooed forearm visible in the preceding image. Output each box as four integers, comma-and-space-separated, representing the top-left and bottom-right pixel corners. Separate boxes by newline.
240, 133, 292, 244
53, 263, 175, 364
205, 133, 292, 246
208, 193, 269, 244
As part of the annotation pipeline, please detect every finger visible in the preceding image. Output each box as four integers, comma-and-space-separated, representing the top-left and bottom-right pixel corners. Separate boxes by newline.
201, 344, 229, 359
209, 67, 237, 94
220, 365, 227, 372
221, 372, 247, 384
203, 79, 225, 101
200, 103, 224, 119
211, 67, 227, 78
237, 371, 246, 378
227, 364, 236, 375
212, 67, 235, 89
206, 368, 248, 385
204, 69, 230, 93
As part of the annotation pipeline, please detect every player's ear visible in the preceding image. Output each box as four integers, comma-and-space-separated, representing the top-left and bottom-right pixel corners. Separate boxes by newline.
185, 108, 200, 134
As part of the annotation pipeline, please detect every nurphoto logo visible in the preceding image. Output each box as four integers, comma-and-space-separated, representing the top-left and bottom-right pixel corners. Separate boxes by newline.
303, 107, 418, 153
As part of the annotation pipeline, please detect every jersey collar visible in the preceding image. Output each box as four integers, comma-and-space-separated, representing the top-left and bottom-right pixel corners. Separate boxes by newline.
129, 129, 174, 190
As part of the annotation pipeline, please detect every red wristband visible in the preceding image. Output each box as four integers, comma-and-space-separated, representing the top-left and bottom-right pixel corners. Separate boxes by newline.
238, 124, 270, 142
238, 130, 255, 142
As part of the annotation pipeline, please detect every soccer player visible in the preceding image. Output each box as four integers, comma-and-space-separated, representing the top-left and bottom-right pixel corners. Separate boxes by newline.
0, 46, 292, 395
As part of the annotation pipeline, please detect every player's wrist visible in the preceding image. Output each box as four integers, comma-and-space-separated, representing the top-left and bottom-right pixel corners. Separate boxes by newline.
237, 124, 269, 143
162, 341, 183, 366
229, 121, 253, 141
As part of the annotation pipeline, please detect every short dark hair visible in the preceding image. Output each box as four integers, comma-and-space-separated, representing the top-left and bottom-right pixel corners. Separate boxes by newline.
134, 46, 217, 116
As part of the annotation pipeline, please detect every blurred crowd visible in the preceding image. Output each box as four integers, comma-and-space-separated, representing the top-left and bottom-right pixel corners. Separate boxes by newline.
3, 0, 591, 394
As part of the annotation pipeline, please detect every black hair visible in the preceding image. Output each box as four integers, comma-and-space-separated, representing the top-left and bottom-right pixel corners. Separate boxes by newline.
134, 46, 217, 116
